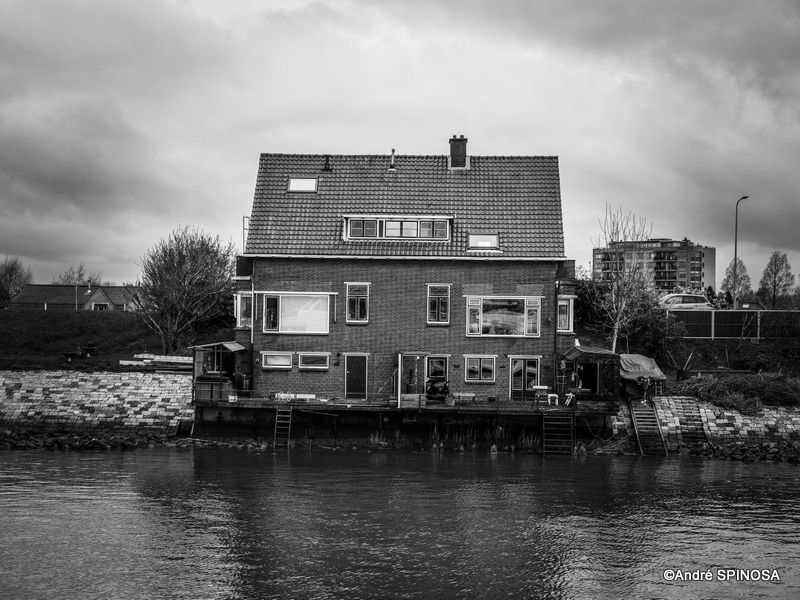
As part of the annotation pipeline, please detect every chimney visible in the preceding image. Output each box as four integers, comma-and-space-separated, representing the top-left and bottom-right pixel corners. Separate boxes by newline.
449, 134, 468, 169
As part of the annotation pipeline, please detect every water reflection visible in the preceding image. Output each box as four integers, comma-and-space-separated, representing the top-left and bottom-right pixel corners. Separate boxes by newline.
1, 449, 798, 599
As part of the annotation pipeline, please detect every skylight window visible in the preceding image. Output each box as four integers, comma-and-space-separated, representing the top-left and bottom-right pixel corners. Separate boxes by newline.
468, 233, 499, 249
287, 177, 318, 192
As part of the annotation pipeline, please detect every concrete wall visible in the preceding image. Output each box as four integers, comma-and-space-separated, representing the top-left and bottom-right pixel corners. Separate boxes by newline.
0, 370, 193, 432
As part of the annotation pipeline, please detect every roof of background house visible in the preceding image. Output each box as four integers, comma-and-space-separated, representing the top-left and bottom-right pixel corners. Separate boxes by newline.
10, 284, 137, 307
245, 151, 565, 259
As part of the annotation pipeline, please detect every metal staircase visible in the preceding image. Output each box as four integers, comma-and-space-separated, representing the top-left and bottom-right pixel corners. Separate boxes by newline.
274, 406, 293, 449
629, 400, 668, 456
542, 413, 574, 454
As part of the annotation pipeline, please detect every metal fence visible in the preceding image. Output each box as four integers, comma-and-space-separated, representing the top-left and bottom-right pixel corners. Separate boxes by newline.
669, 310, 800, 339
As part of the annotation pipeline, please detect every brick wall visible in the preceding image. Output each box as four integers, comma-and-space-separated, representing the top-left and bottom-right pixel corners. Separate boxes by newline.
0, 370, 193, 432
237, 257, 576, 402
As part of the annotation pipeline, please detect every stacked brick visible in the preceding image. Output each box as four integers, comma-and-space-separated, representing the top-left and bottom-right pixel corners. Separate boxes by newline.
0, 370, 193, 432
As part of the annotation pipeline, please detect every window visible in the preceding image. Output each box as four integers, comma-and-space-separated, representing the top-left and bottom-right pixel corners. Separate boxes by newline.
287, 177, 317, 192
235, 293, 253, 328
344, 216, 450, 241
427, 284, 450, 325
467, 233, 499, 249
466, 297, 540, 337
346, 284, 369, 323
261, 352, 292, 370
299, 353, 330, 370
510, 357, 540, 393
349, 219, 378, 238
92, 303, 109, 311
426, 356, 448, 379
557, 297, 575, 333
263, 294, 329, 334
465, 356, 495, 383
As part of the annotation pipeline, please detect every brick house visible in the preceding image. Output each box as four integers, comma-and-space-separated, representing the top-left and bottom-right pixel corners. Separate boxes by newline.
226, 136, 576, 407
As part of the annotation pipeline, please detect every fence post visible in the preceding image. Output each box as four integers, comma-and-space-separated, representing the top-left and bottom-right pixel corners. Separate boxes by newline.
711, 310, 715, 340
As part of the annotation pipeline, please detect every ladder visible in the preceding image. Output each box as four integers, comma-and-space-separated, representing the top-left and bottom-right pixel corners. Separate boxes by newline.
542, 413, 574, 454
629, 400, 668, 456
274, 406, 293, 449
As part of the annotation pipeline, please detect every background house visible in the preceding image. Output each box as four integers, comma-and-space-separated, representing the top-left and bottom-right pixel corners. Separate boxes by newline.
10, 284, 139, 311
227, 135, 576, 406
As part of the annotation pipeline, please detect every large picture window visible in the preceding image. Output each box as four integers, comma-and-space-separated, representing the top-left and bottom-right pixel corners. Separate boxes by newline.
427, 284, 450, 325
466, 297, 540, 337
263, 294, 329, 334
346, 284, 369, 323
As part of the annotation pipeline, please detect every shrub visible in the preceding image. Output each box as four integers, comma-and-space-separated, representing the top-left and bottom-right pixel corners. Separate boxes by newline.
672, 372, 800, 411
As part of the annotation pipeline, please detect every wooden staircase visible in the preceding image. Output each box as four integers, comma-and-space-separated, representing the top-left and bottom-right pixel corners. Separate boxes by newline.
629, 400, 668, 456
542, 413, 574, 454
274, 407, 293, 449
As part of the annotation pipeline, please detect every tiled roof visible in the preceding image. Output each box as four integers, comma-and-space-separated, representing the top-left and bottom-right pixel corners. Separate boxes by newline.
245, 153, 565, 258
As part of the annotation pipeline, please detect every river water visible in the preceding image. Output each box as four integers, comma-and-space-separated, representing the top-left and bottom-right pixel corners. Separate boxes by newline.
0, 448, 798, 600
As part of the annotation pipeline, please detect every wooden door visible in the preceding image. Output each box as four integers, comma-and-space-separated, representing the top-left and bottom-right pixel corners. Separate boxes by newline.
345, 355, 368, 399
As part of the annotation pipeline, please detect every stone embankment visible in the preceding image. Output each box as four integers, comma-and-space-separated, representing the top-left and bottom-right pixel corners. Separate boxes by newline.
605, 395, 800, 462
0, 370, 193, 432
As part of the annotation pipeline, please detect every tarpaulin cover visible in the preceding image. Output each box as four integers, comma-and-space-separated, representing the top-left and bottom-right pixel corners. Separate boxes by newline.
619, 353, 666, 382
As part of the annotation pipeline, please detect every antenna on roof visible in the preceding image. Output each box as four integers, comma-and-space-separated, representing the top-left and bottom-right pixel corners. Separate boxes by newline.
389, 148, 396, 170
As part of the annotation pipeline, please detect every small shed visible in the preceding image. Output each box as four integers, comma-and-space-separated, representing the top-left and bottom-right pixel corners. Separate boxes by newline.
560, 345, 620, 400
619, 353, 667, 399
191, 341, 250, 402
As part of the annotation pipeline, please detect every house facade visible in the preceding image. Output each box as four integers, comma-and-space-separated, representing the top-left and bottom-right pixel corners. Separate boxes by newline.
229, 136, 576, 407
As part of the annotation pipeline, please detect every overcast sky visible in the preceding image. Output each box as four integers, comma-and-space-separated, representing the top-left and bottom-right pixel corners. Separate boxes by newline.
1, 0, 798, 289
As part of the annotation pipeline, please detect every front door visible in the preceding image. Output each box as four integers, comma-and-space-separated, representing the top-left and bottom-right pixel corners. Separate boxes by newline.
510, 358, 540, 400
345, 355, 368, 399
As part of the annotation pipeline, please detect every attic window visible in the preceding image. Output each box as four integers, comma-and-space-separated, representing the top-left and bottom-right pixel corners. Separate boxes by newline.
288, 177, 318, 192
468, 233, 499, 249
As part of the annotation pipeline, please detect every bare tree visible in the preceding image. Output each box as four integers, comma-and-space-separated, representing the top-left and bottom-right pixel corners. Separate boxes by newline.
758, 251, 795, 309
0, 256, 33, 306
720, 258, 752, 302
51, 262, 102, 286
130, 226, 235, 354
588, 206, 654, 353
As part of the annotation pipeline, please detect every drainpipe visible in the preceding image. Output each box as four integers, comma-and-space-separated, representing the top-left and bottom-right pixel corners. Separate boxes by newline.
552, 262, 562, 391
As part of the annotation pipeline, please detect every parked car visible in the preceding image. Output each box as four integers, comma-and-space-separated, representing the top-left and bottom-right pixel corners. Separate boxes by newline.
658, 293, 713, 310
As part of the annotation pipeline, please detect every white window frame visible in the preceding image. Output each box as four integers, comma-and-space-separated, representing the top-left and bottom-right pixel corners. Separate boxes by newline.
346, 283, 370, 324
260, 351, 293, 370
235, 293, 253, 329
92, 303, 109, 311
287, 177, 317, 192
298, 352, 330, 371
427, 284, 450, 325
425, 355, 449, 381
557, 295, 576, 333
508, 355, 542, 396
467, 233, 499, 250
465, 296, 541, 338
464, 355, 496, 383
262, 292, 330, 335
343, 216, 451, 242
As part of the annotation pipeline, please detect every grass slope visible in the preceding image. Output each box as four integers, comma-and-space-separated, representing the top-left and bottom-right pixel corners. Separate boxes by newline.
0, 309, 232, 371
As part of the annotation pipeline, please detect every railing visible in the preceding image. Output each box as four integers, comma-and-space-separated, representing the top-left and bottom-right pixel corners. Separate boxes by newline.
669, 310, 800, 339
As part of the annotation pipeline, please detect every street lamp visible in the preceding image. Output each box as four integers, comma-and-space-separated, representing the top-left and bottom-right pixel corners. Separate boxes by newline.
732, 195, 750, 310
